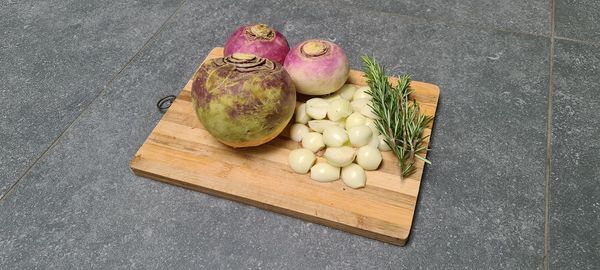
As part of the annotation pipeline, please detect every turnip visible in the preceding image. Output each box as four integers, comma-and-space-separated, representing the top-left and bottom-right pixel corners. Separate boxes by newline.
224, 24, 290, 64
191, 53, 295, 148
284, 39, 349, 95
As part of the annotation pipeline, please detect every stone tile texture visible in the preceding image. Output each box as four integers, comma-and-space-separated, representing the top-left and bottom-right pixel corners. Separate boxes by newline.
555, 0, 600, 42
0, 0, 183, 197
550, 40, 600, 269
0, 1, 551, 269
332, 0, 551, 35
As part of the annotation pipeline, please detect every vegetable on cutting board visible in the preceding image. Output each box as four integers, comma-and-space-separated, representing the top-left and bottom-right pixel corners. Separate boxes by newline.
191, 53, 296, 148
284, 39, 350, 95
286, 80, 391, 188
362, 56, 432, 178
224, 24, 290, 64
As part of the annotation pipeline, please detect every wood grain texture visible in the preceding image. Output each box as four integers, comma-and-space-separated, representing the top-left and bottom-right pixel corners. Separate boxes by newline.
130, 47, 440, 246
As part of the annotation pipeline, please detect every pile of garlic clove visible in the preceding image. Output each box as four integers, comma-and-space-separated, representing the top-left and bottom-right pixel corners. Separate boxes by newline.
288, 84, 391, 189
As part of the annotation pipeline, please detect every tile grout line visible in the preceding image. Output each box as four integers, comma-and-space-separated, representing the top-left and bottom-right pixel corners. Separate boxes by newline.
0, 0, 188, 204
554, 35, 600, 46
354, 2, 600, 46
544, 0, 556, 268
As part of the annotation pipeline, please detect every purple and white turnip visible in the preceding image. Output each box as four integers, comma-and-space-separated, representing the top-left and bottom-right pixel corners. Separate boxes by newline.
224, 24, 290, 65
284, 39, 349, 96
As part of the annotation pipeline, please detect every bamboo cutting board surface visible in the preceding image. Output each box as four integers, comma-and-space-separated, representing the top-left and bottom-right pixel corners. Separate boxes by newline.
130, 47, 440, 245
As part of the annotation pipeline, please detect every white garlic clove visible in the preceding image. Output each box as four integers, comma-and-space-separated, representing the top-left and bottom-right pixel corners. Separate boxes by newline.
327, 99, 352, 121
306, 98, 329, 120
290, 124, 310, 142
347, 125, 373, 147
295, 103, 310, 124
350, 98, 369, 112
353, 86, 371, 100
367, 133, 379, 149
323, 146, 355, 167
323, 93, 342, 103
356, 146, 382, 170
301, 132, 325, 152
310, 163, 340, 182
341, 164, 366, 189
335, 84, 357, 100
288, 149, 316, 174
322, 126, 348, 147
378, 135, 392, 151
345, 112, 366, 130
359, 99, 378, 119
365, 118, 380, 136
308, 120, 338, 133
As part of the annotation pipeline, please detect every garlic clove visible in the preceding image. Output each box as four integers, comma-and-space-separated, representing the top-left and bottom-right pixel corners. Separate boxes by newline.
290, 124, 310, 142
327, 99, 352, 122
347, 125, 373, 147
365, 118, 380, 136
295, 103, 311, 124
301, 132, 325, 152
323, 93, 342, 103
359, 99, 378, 119
350, 98, 369, 112
335, 84, 357, 100
322, 126, 348, 147
310, 163, 340, 182
378, 135, 392, 151
341, 164, 366, 189
345, 112, 366, 130
353, 86, 371, 100
288, 148, 316, 174
356, 146, 382, 170
323, 146, 355, 167
308, 120, 338, 133
306, 98, 329, 119
367, 133, 379, 149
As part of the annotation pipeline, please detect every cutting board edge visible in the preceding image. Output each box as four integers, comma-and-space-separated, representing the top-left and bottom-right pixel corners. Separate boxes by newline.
130, 157, 408, 246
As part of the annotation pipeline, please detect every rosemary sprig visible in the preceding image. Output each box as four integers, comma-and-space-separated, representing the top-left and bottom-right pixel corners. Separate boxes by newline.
361, 55, 432, 179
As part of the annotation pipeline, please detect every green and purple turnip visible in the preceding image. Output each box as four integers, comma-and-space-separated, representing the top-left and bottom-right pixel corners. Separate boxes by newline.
191, 53, 296, 148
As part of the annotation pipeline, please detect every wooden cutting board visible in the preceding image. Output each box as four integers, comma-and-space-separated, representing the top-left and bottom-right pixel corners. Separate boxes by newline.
130, 47, 440, 245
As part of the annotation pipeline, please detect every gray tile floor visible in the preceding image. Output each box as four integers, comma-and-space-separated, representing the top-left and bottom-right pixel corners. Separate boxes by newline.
0, 0, 598, 269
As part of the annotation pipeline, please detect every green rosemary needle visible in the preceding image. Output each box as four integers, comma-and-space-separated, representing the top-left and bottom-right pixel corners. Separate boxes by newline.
361, 55, 432, 179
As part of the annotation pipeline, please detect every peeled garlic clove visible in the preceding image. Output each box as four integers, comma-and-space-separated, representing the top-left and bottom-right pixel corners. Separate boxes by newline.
322, 126, 348, 147
367, 133, 379, 148
295, 103, 310, 124
327, 99, 352, 121
335, 84, 357, 100
288, 148, 316, 174
347, 125, 373, 147
345, 112, 366, 130
301, 132, 325, 152
310, 163, 340, 182
356, 146, 382, 170
290, 124, 310, 142
353, 86, 371, 100
306, 98, 329, 120
378, 135, 391, 151
359, 100, 378, 119
341, 164, 366, 189
350, 98, 369, 112
308, 120, 338, 133
365, 118, 380, 136
323, 146, 355, 167
323, 93, 342, 103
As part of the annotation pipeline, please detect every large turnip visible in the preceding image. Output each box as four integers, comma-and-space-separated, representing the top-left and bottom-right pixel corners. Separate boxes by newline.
191, 53, 296, 148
